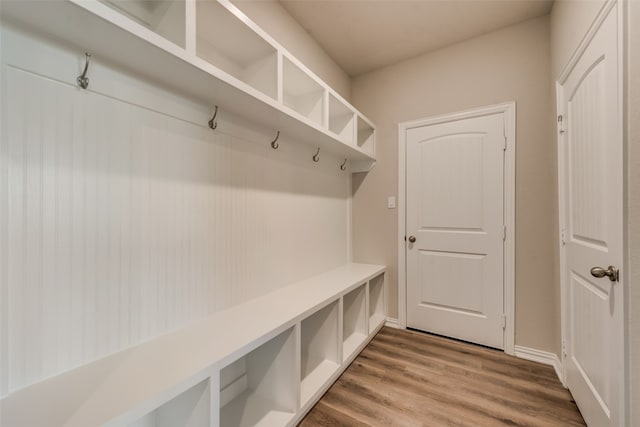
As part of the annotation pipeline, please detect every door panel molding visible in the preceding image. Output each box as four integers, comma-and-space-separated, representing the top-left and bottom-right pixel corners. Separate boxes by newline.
398, 102, 515, 355
556, 0, 626, 425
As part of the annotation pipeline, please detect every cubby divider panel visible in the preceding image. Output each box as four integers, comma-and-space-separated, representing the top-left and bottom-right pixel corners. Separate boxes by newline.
129, 378, 211, 427
342, 285, 367, 362
220, 327, 297, 427
196, 0, 278, 99
300, 301, 340, 405
368, 274, 385, 331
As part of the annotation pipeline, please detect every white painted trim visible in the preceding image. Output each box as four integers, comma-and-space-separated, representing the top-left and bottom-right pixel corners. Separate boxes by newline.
503, 104, 517, 356
397, 102, 516, 355
384, 318, 399, 329
397, 124, 407, 330
347, 173, 353, 264
556, 80, 568, 387
514, 346, 564, 386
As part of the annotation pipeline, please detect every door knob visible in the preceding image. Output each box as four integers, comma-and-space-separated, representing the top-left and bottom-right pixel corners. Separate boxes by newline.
590, 265, 619, 282
408, 236, 416, 243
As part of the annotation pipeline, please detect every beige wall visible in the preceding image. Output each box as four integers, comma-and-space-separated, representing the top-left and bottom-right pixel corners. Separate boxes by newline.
627, 1, 640, 424
351, 16, 558, 353
232, 0, 351, 101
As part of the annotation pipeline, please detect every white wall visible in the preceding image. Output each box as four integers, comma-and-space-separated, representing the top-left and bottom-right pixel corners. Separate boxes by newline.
351, 16, 558, 353
231, 0, 351, 101
0, 26, 350, 395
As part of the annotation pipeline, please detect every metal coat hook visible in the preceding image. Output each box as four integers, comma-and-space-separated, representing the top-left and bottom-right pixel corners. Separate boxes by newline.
208, 106, 218, 130
77, 52, 91, 89
270, 131, 280, 149
312, 147, 320, 163
340, 158, 347, 171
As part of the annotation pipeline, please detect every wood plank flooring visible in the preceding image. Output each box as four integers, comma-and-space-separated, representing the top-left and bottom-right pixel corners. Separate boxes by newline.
300, 327, 585, 426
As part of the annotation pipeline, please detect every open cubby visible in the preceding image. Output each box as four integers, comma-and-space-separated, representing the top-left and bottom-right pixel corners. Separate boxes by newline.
99, 0, 186, 48
300, 301, 340, 405
283, 57, 325, 126
357, 116, 375, 155
368, 274, 385, 331
129, 379, 210, 427
342, 285, 367, 362
219, 327, 297, 427
196, 0, 278, 99
328, 94, 355, 144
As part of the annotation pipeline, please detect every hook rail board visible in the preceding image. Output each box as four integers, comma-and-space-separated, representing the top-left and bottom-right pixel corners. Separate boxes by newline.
1, 0, 376, 173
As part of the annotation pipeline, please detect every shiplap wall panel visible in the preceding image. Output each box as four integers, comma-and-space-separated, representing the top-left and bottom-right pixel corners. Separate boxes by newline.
1, 27, 350, 395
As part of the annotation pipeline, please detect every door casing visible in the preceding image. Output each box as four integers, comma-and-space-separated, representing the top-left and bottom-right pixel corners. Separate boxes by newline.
398, 102, 516, 355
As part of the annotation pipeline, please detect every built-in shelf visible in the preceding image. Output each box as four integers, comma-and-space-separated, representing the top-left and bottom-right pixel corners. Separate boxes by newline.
1, 1, 384, 423
300, 301, 340, 406
368, 274, 385, 331
342, 284, 368, 362
196, 0, 278, 99
1, 0, 376, 172
328, 94, 356, 144
220, 327, 297, 427
283, 56, 325, 127
130, 379, 210, 427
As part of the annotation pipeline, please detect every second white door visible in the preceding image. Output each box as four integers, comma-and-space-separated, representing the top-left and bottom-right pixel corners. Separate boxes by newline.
406, 112, 505, 349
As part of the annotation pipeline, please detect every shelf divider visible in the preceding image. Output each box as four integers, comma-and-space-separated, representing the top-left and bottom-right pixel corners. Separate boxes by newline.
342, 284, 368, 362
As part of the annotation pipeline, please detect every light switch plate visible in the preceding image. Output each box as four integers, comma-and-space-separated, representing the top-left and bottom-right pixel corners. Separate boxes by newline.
387, 196, 396, 209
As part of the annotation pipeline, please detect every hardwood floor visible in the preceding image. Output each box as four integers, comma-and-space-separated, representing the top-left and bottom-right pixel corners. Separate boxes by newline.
300, 327, 585, 427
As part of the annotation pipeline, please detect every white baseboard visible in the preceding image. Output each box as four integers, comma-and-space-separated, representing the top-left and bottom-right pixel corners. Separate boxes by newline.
514, 345, 564, 384
385, 317, 399, 328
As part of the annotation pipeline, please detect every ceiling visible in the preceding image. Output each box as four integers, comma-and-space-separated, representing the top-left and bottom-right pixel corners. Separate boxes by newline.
278, 0, 554, 76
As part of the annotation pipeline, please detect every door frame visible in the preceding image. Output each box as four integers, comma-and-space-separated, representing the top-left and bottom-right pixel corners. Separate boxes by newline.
555, 0, 627, 421
397, 102, 516, 355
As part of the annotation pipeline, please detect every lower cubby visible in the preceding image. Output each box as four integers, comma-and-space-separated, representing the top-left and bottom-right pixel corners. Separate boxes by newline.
300, 301, 340, 405
342, 284, 368, 362
368, 274, 385, 331
130, 379, 211, 427
219, 327, 297, 427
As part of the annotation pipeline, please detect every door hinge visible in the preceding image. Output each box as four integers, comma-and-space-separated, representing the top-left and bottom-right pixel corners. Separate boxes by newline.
557, 115, 565, 135
503, 225, 507, 242
562, 340, 567, 358
561, 228, 566, 246
503, 122, 508, 150
501, 315, 507, 330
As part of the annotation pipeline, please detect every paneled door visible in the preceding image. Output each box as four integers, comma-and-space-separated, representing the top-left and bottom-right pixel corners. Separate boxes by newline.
557, 1, 624, 425
406, 112, 505, 349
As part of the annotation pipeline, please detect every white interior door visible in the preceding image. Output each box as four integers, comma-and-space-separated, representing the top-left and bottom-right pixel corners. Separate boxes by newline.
406, 113, 505, 349
557, 2, 624, 426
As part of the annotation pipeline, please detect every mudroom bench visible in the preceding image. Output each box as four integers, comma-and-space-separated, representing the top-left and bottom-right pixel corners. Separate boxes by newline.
1, 263, 386, 427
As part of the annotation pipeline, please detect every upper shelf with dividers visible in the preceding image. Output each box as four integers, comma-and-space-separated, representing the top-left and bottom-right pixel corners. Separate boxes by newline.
2, 0, 377, 172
